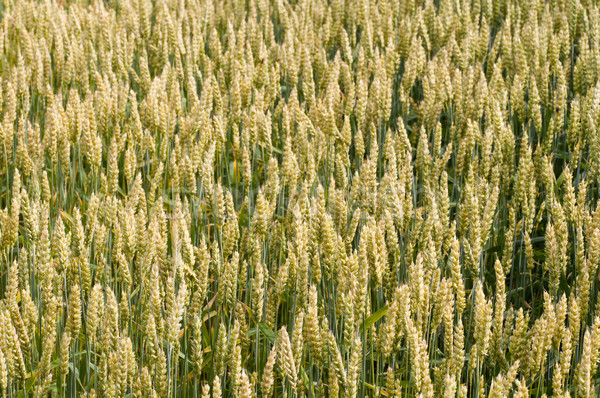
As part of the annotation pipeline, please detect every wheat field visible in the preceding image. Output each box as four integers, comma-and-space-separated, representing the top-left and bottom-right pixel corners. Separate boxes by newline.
0, 0, 599, 396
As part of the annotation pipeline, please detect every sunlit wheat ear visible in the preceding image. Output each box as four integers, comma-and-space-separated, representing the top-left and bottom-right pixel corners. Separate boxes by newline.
261, 344, 277, 398
211, 375, 222, 398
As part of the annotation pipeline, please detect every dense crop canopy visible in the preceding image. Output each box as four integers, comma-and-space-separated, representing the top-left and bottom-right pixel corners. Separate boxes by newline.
0, 0, 599, 397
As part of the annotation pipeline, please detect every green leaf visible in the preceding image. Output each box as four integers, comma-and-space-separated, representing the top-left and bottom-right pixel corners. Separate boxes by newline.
300, 367, 311, 396
360, 305, 388, 334
258, 322, 276, 343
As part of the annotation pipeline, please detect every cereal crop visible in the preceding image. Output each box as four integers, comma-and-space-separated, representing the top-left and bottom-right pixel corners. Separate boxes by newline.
0, 0, 599, 396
